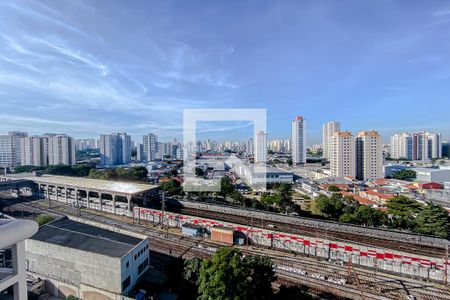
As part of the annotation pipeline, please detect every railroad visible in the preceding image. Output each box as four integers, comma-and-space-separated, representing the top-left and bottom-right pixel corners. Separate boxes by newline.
170, 199, 449, 258
3, 196, 450, 300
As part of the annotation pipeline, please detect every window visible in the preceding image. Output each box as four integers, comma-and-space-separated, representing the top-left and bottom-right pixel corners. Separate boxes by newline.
126, 261, 129, 268
122, 275, 131, 290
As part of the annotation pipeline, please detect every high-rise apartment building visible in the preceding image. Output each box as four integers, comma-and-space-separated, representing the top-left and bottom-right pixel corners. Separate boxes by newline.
322, 121, 340, 159
0, 132, 28, 168
47, 135, 76, 166
75, 139, 97, 151
355, 131, 383, 180
143, 133, 158, 162
412, 131, 442, 161
330, 131, 355, 178
291, 116, 306, 165
118, 133, 132, 165
246, 138, 254, 156
20, 136, 48, 166
99, 133, 131, 166
254, 131, 267, 164
390, 133, 412, 160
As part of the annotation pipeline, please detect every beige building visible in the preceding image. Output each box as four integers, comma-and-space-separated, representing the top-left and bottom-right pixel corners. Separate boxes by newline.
330, 131, 355, 178
356, 130, 383, 181
254, 130, 267, 164
322, 121, 341, 159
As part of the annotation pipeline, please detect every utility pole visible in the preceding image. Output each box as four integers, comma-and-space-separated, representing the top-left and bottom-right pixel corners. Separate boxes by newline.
445, 245, 449, 286
161, 191, 169, 238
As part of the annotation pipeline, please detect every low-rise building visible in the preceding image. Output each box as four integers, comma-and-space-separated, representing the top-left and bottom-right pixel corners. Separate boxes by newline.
413, 168, 450, 184
26, 217, 150, 300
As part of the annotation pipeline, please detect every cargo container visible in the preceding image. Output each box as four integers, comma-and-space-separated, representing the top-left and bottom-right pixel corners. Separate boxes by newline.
210, 226, 234, 245
181, 223, 203, 237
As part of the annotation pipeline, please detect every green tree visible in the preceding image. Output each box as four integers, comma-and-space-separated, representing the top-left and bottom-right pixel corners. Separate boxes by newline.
386, 196, 423, 230
246, 256, 276, 300
219, 176, 235, 199
328, 185, 341, 192
35, 214, 55, 226
353, 205, 387, 227
392, 169, 416, 181
415, 203, 450, 238
314, 194, 344, 220
198, 248, 250, 300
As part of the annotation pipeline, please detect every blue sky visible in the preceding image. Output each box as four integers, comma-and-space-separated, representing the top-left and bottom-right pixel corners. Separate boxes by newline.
0, 0, 450, 143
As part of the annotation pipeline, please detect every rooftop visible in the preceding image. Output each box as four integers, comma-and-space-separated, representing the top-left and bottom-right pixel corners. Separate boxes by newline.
30, 218, 143, 257
2, 173, 158, 195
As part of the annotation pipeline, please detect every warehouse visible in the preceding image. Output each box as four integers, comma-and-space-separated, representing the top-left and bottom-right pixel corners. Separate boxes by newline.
25, 217, 150, 300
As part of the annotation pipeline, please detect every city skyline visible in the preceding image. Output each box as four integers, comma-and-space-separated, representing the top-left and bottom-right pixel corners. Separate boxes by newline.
1, 1, 450, 142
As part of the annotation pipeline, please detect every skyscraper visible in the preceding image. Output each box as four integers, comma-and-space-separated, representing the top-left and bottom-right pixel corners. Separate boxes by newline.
355, 130, 383, 180
390, 133, 412, 160
322, 121, 341, 159
47, 135, 76, 166
143, 133, 158, 162
330, 131, 355, 178
291, 116, 306, 166
254, 131, 267, 164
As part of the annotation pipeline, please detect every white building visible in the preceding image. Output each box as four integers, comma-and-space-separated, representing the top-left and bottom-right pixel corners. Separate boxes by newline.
356, 130, 383, 180
330, 131, 355, 178
291, 116, 306, 166
26, 218, 150, 300
413, 168, 450, 184
0, 218, 38, 300
143, 133, 158, 162
47, 135, 76, 166
390, 133, 412, 160
322, 121, 341, 159
412, 131, 442, 161
0, 132, 28, 168
245, 138, 254, 156
20, 136, 48, 166
254, 131, 267, 164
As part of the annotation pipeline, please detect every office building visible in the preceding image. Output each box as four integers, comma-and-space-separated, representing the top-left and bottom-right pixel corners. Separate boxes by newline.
291, 116, 306, 165
246, 138, 254, 155
47, 135, 76, 166
254, 131, 267, 164
322, 121, 341, 159
390, 133, 412, 160
0, 132, 28, 168
26, 218, 150, 299
20, 136, 48, 166
355, 130, 383, 180
330, 131, 355, 178
143, 133, 158, 162
99, 133, 131, 166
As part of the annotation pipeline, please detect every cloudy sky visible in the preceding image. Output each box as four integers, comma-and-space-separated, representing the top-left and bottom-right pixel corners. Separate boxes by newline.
1, 0, 450, 143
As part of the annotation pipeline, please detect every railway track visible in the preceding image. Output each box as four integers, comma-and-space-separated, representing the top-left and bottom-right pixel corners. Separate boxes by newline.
177, 206, 447, 258
4, 197, 450, 300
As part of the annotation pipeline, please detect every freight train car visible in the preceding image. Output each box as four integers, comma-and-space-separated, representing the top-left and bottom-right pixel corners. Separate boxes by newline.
210, 226, 234, 245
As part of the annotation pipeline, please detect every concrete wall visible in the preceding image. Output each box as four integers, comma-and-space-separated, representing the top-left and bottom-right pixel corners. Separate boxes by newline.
25, 240, 122, 294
